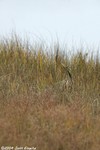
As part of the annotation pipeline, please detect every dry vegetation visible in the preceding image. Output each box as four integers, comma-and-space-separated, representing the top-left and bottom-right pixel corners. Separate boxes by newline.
0, 34, 100, 150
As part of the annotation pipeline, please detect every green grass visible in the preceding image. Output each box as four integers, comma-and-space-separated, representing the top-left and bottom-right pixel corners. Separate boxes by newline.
0, 34, 100, 150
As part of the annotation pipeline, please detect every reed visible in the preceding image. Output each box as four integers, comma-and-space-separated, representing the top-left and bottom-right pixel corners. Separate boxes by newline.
0, 34, 100, 149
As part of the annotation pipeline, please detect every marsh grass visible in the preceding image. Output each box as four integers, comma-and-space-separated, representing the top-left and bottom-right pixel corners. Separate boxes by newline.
0, 34, 100, 149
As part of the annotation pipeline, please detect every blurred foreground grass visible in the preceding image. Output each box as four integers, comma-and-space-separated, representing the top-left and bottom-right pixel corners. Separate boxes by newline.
0, 34, 100, 150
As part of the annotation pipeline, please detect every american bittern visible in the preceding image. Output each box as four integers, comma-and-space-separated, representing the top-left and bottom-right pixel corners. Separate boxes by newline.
61, 63, 73, 92
55, 49, 73, 92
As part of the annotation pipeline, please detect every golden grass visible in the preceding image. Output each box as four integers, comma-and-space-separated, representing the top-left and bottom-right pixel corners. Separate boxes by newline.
0, 34, 100, 149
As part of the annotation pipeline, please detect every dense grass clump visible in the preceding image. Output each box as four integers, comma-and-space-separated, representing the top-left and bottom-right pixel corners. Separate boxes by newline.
0, 35, 100, 150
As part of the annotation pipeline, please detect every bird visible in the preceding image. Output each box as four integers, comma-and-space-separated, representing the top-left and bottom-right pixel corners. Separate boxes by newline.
52, 63, 73, 93
61, 63, 73, 92
54, 49, 73, 93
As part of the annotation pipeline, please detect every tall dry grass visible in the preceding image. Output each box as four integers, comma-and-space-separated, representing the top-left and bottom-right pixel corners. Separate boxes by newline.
0, 34, 100, 149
